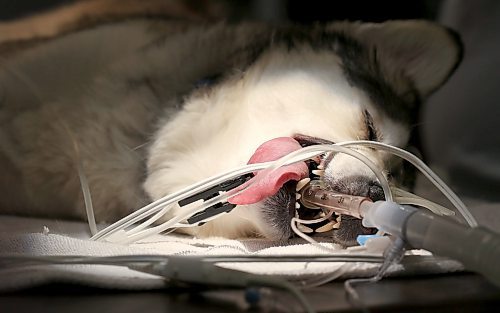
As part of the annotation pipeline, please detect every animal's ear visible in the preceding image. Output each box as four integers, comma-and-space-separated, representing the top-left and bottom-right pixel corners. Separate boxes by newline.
339, 20, 463, 98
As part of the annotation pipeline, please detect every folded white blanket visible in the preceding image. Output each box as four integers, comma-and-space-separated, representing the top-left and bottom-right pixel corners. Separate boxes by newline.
0, 215, 462, 291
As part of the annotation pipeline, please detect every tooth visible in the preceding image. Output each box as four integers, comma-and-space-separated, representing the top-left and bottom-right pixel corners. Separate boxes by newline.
295, 193, 301, 200
312, 170, 325, 176
296, 178, 311, 191
297, 224, 314, 233
295, 202, 301, 209
332, 222, 340, 229
317, 164, 324, 170
316, 222, 335, 233
312, 213, 323, 219
336, 215, 342, 222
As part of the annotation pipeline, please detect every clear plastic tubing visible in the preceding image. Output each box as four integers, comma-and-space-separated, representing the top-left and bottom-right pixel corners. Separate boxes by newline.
337, 140, 477, 228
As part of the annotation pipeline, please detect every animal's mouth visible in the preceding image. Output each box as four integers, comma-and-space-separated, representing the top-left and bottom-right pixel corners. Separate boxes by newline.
293, 135, 379, 244
229, 134, 380, 245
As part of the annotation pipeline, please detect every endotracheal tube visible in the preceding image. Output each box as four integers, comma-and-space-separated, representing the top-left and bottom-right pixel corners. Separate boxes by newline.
299, 180, 371, 219
300, 180, 500, 288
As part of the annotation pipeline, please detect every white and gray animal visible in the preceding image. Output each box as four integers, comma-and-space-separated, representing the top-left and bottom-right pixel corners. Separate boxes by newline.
0, 18, 462, 245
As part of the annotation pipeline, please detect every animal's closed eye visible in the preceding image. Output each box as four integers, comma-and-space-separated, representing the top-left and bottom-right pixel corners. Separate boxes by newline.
363, 109, 378, 141
194, 73, 222, 88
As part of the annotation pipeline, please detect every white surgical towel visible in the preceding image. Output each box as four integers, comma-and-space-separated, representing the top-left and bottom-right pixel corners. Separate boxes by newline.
0, 215, 462, 291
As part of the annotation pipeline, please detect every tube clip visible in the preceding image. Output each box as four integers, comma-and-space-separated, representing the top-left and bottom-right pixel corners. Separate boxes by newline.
179, 173, 253, 224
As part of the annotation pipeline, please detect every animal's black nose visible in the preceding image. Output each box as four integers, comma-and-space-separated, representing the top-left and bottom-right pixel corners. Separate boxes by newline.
329, 175, 385, 201
368, 181, 385, 202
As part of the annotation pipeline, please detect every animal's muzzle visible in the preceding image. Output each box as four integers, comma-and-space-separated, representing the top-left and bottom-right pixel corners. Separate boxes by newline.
328, 175, 385, 202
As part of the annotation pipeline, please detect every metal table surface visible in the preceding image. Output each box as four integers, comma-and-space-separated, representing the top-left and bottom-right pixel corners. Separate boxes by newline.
2, 272, 499, 313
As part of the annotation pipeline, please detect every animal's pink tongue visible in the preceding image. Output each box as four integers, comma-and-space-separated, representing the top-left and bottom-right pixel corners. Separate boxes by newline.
228, 137, 308, 205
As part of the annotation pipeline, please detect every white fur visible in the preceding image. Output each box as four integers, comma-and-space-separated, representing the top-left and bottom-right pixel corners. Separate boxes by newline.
144, 47, 408, 239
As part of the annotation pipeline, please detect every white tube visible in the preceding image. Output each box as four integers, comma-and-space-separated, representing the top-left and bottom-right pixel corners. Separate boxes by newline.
391, 187, 455, 216
91, 161, 272, 241
95, 140, 468, 244
94, 142, 393, 243
269, 144, 393, 202
77, 161, 97, 236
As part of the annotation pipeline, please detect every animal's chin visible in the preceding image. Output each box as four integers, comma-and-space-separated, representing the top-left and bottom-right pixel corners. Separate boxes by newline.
258, 134, 379, 246
259, 181, 297, 242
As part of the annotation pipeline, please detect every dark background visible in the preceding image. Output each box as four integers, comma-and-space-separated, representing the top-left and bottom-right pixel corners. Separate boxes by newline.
0, 0, 442, 22
0, 2, 499, 312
